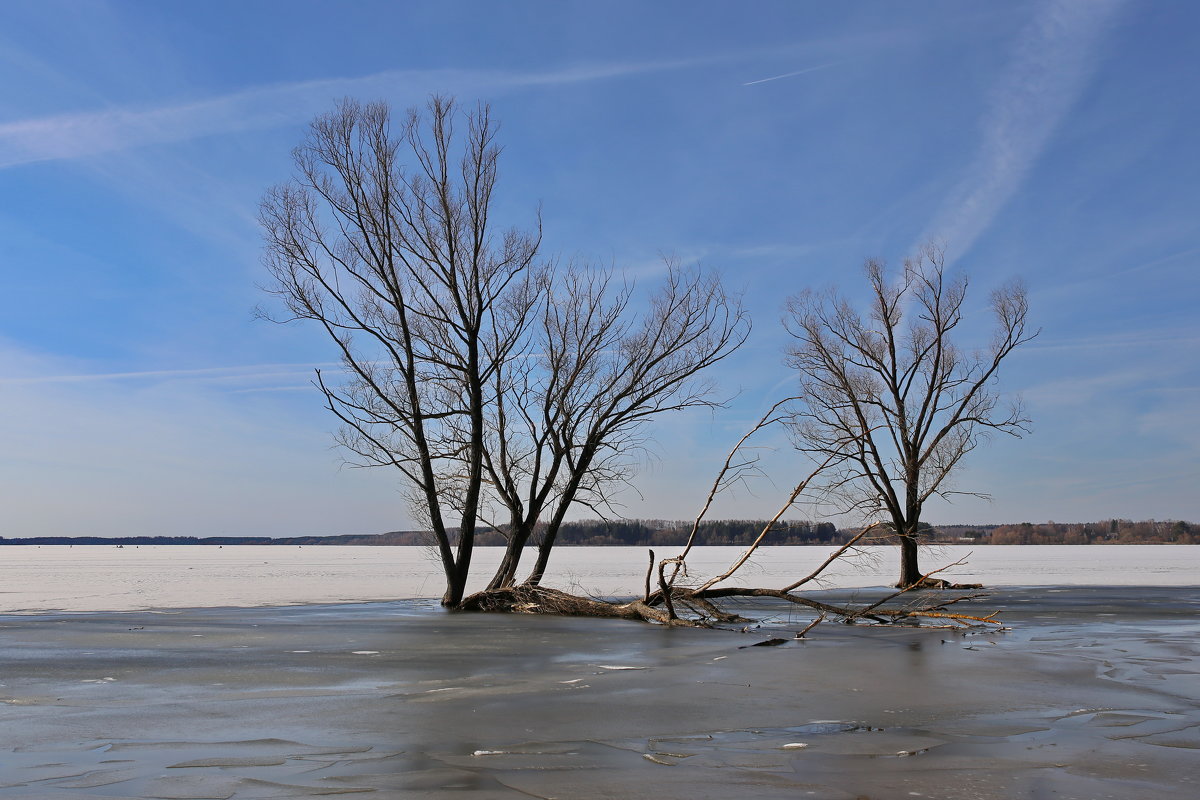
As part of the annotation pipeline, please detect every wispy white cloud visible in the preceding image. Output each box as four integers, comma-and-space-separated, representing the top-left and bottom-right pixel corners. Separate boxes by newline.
229, 385, 318, 395
0, 58, 716, 170
921, 0, 1126, 258
1023, 365, 1162, 408
1137, 396, 1200, 451
0, 85, 287, 169
1020, 326, 1200, 355
742, 62, 839, 86
0, 341, 403, 537
0, 362, 336, 386
1037, 245, 1200, 302
728, 241, 835, 260
1108, 246, 1200, 279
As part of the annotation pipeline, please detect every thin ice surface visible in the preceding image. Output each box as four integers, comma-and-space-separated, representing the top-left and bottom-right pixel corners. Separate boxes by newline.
0, 588, 1197, 798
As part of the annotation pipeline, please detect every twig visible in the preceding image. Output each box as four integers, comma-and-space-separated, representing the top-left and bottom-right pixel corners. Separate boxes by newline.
795, 613, 826, 638
780, 522, 880, 592
669, 399, 798, 583
901, 611, 1005, 626
847, 558, 968, 621
658, 560, 678, 621
693, 455, 836, 593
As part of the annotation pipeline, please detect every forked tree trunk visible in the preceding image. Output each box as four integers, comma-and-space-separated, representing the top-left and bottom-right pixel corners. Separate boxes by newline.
487, 547, 521, 591
525, 535, 554, 587
443, 570, 469, 607
487, 523, 532, 591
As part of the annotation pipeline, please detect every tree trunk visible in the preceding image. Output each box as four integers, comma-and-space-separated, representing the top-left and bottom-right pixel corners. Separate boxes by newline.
446, 341, 486, 607
442, 568, 468, 607
896, 531, 922, 588
487, 521, 531, 591
525, 533, 554, 587
524, 446, 599, 586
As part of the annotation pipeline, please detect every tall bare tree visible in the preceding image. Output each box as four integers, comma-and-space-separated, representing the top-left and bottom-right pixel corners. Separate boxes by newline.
261, 96, 748, 606
478, 262, 749, 590
259, 97, 541, 606
783, 244, 1037, 587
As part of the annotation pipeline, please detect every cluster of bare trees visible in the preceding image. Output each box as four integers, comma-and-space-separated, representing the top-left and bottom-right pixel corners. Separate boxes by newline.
261, 97, 748, 606
262, 96, 1034, 626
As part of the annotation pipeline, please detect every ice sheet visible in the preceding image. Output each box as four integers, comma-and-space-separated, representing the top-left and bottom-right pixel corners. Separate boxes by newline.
0, 544, 1196, 612
1, 589, 1198, 799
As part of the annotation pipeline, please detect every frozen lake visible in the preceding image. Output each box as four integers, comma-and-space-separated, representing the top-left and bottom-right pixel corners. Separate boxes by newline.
1, 544, 1196, 612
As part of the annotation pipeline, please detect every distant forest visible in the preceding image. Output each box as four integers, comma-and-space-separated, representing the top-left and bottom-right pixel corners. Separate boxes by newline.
1, 518, 1195, 546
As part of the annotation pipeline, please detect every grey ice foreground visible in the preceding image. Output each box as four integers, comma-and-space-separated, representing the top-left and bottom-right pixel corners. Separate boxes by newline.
1, 587, 1198, 799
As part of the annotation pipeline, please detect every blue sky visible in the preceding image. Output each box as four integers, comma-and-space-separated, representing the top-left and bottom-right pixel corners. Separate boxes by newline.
1, 0, 1196, 538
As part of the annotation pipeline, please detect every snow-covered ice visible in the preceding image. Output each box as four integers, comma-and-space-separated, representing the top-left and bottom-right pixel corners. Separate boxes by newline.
1, 544, 1195, 613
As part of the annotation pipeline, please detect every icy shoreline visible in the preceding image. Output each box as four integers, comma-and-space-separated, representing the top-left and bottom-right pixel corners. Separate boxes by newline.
2, 544, 1197, 613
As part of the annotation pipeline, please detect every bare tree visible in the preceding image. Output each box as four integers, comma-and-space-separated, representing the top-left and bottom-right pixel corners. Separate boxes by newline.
782, 244, 1037, 587
259, 96, 1005, 625
261, 96, 749, 607
259, 97, 540, 606
477, 262, 749, 591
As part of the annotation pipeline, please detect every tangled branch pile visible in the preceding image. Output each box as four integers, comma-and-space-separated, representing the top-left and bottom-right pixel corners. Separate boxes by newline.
461, 526, 998, 632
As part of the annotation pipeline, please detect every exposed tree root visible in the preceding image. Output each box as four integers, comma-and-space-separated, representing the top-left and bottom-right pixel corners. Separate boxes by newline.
458, 580, 997, 632
897, 576, 984, 590
458, 585, 705, 626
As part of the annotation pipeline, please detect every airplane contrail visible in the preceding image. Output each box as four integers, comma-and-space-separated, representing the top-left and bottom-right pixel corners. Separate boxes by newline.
743, 63, 837, 86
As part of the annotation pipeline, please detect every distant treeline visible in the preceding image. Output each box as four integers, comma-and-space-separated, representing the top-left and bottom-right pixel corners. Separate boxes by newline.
0, 535, 340, 546
523, 519, 843, 547
2, 518, 1195, 546
0, 520, 842, 547
933, 519, 1200, 545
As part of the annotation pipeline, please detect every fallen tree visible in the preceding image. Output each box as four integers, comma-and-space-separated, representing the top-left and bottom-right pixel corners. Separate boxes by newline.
461, 405, 999, 633
459, 526, 996, 630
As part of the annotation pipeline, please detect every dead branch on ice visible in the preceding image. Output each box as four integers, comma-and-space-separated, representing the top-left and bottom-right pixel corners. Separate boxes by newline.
461, 403, 1001, 632
459, 517, 997, 630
